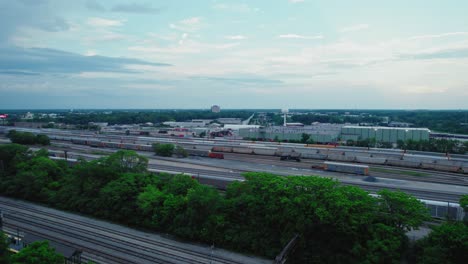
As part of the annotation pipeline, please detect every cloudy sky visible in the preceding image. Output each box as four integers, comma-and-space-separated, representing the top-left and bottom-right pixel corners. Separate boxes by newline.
1, 0, 468, 109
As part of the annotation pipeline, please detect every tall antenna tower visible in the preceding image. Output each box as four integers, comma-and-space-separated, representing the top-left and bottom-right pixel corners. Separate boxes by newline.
281, 109, 289, 127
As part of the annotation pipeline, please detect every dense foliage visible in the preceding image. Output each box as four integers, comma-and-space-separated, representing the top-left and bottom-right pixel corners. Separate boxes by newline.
461, 194, 468, 213
10, 241, 63, 264
152, 143, 175, 157
0, 144, 439, 263
6, 131, 50, 146
0, 232, 9, 264
415, 222, 468, 264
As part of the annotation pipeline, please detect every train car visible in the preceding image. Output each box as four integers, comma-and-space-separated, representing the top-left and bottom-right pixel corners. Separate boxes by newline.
369, 194, 466, 221
327, 154, 357, 162
186, 149, 209, 157
301, 153, 327, 160
212, 146, 233, 153
208, 152, 224, 159
386, 158, 422, 168
461, 165, 468, 174
355, 156, 387, 165
420, 199, 466, 221
324, 162, 369, 175
420, 162, 462, 173
232, 147, 254, 154
140, 144, 153, 152
252, 147, 277, 156
306, 144, 337, 148
280, 152, 301, 162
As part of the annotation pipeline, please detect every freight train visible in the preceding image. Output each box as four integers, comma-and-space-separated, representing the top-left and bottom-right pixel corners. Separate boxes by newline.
323, 162, 369, 175
57, 137, 468, 174
3, 127, 468, 174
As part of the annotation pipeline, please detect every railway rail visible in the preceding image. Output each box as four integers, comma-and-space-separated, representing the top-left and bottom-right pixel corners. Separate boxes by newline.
0, 198, 263, 264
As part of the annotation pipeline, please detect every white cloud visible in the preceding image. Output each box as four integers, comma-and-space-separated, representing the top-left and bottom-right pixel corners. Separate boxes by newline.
278, 34, 323, 40
87, 17, 124, 27
289, 0, 305, 3
409, 32, 468, 40
340, 24, 369, 33
170, 17, 202, 32
225, 35, 247, 40
85, 50, 97, 56
178, 33, 188, 45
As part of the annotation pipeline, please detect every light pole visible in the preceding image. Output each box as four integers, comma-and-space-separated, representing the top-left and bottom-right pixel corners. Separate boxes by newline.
374, 128, 378, 148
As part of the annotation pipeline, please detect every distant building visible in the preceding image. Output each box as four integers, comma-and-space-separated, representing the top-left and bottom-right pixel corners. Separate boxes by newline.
89, 122, 108, 128
23, 112, 34, 120
163, 119, 212, 128
217, 118, 242, 125
341, 126, 430, 143
211, 105, 221, 113
239, 123, 344, 143
388, 121, 412, 127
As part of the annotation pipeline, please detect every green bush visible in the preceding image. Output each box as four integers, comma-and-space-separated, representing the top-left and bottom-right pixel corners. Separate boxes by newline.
152, 143, 175, 157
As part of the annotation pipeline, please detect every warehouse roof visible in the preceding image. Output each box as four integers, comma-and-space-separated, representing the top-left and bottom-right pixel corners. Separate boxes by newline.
342, 126, 431, 132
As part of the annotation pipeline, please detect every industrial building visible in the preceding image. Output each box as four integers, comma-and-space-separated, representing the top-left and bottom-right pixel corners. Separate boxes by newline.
217, 118, 242, 125
340, 126, 430, 143
239, 124, 431, 144
239, 123, 343, 143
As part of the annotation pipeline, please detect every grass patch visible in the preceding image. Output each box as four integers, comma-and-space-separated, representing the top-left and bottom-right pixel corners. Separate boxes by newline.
371, 167, 429, 177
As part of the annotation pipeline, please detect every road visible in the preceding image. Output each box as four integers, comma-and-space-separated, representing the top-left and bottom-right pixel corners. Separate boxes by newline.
242, 113, 255, 125
0, 197, 270, 264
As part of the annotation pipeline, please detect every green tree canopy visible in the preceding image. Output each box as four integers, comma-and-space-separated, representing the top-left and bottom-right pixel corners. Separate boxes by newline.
460, 195, 468, 213
0, 231, 10, 264
104, 150, 148, 174
152, 143, 175, 157
376, 189, 430, 232
11, 241, 63, 264
416, 222, 468, 264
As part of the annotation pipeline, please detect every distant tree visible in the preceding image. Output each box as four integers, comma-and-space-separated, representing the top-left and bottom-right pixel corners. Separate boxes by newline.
174, 146, 188, 158
35, 135, 50, 146
199, 131, 206, 138
300, 133, 310, 143
11, 241, 63, 264
152, 143, 175, 157
6, 131, 50, 146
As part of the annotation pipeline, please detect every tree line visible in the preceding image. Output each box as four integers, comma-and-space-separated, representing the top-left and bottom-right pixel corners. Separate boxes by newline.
0, 144, 466, 263
5, 131, 50, 146
6, 110, 254, 126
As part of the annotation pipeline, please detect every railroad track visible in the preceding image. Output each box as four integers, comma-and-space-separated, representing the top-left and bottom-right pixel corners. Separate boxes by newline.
219, 152, 468, 186
43, 138, 468, 186
0, 198, 253, 264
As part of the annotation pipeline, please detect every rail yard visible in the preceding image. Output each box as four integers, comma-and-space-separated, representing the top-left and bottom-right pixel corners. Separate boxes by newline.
1, 126, 468, 262
0, 197, 269, 264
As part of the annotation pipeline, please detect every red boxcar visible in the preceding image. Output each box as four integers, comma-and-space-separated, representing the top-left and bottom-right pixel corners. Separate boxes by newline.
208, 152, 224, 159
